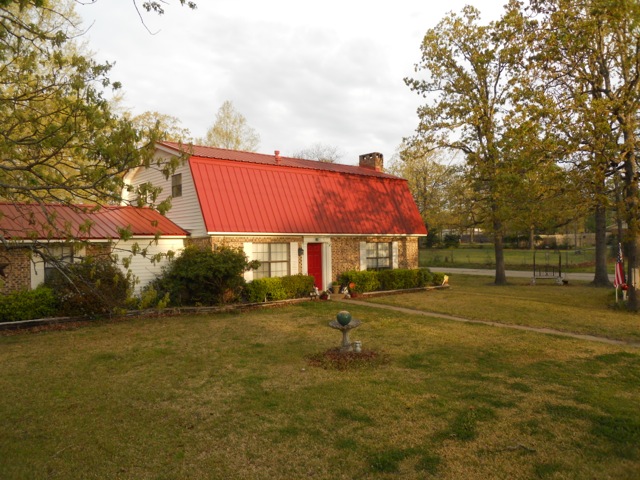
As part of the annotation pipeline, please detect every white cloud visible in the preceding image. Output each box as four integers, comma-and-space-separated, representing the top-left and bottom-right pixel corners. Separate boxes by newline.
78, 0, 503, 164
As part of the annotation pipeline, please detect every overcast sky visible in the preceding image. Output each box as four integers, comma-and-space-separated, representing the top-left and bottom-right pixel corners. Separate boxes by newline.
78, 1, 504, 165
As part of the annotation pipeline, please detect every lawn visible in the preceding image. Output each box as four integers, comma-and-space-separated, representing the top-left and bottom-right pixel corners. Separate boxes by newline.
367, 275, 640, 343
1, 282, 639, 479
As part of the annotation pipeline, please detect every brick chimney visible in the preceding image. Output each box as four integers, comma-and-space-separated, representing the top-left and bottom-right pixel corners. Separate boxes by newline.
359, 152, 383, 172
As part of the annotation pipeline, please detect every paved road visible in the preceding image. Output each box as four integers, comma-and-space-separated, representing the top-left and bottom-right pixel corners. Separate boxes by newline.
428, 267, 613, 283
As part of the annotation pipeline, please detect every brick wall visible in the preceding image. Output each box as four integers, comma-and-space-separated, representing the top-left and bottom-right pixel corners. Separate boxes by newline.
187, 236, 305, 274
0, 247, 31, 294
185, 234, 421, 283
330, 236, 421, 281
330, 237, 360, 282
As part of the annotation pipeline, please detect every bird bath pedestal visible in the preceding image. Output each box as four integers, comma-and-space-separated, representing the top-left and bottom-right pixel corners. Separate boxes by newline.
329, 319, 361, 352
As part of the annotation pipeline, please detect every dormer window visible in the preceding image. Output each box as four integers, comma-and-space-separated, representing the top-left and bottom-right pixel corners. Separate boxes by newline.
171, 173, 182, 197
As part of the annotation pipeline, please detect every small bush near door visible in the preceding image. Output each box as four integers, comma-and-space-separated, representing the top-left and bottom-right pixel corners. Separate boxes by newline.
245, 275, 315, 303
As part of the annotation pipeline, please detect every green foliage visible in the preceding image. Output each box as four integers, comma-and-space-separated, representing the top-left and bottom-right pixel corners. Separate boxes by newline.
430, 272, 446, 286
245, 278, 288, 303
0, 286, 59, 322
245, 275, 315, 303
339, 268, 436, 293
44, 257, 131, 317
279, 274, 315, 298
338, 271, 380, 293
135, 285, 170, 310
151, 246, 258, 306
377, 269, 434, 291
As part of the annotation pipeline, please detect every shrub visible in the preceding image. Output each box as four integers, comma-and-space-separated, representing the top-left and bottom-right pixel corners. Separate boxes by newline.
245, 278, 288, 303
151, 245, 259, 306
45, 257, 131, 317
279, 274, 315, 298
431, 272, 446, 285
338, 271, 380, 293
339, 268, 438, 293
377, 269, 418, 291
245, 275, 315, 303
0, 286, 59, 322
135, 285, 170, 310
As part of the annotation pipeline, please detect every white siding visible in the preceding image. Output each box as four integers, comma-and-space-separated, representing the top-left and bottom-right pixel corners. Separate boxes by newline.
30, 244, 86, 289
116, 238, 185, 294
123, 150, 207, 236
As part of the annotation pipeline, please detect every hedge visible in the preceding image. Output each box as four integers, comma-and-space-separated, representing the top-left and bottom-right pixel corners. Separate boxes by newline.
0, 286, 59, 322
245, 274, 315, 303
338, 268, 441, 293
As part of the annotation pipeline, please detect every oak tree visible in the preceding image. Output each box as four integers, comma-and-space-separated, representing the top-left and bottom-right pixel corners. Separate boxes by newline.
405, 4, 532, 284
530, 0, 640, 300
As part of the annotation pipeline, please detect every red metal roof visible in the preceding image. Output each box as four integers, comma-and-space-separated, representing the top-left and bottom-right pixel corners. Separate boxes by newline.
160, 141, 400, 179
185, 152, 427, 236
0, 203, 189, 240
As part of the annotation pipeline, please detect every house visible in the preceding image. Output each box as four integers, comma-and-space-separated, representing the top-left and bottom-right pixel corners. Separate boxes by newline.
123, 142, 427, 290
0, 203, 189, 294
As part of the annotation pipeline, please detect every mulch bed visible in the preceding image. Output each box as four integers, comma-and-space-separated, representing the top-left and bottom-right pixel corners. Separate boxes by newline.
306, 347, 390, 370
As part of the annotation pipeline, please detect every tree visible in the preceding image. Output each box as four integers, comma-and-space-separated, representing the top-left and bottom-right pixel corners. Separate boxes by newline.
387, 142, 464, 239
0, 1, 183, 285
293, 143, 342, 163
0, 1, 178, 207
529, 0, 640, 301
405, 4, 531, 284
129, 111, 192, 143
202, 100, 260, 152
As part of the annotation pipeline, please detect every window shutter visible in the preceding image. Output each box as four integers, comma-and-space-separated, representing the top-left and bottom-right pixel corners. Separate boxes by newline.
243, 242, 253, 281
289, 242, 299, 275
359, 242, 367, 271
392, 241, 399, 269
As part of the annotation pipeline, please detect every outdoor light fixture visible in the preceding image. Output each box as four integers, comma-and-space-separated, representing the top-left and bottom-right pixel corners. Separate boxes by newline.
298, 247, 304, 256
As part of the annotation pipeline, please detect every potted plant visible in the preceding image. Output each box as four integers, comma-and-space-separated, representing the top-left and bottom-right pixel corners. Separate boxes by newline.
331, 281, 341, 294
349, 282, 358, 298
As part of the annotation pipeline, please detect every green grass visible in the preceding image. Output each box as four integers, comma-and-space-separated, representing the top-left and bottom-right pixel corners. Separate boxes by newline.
1, 289, 639, 479
367, 274, 640, 343
421, 246, 603, 273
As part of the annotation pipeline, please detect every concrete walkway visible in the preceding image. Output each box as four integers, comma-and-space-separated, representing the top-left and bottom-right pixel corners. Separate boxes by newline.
337, 297, 640, 349
428, 267, 612, 283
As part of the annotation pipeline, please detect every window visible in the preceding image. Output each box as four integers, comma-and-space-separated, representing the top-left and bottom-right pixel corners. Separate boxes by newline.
253, 243, 290, 279
171, 173, 182, 197
366, 242, 391, 270
44, 245, 75, 282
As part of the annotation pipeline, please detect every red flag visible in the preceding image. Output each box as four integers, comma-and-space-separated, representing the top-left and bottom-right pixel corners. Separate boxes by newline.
614, 243, 626, 288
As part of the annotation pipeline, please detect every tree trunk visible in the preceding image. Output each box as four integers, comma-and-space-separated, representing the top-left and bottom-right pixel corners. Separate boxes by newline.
592, 202, 611, 286
622, 128, 639, 311
494, 219, 507, 285
529, 226, 535, 251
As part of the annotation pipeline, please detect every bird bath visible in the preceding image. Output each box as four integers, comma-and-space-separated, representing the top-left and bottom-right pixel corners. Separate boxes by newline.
329, 317, 361, 352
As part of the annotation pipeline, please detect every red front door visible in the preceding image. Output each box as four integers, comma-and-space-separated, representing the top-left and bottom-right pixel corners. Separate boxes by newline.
307, 243, 323, 289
